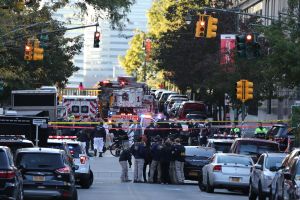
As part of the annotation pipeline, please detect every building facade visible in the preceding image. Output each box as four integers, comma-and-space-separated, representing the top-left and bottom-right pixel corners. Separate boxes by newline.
82, 0, 153, 87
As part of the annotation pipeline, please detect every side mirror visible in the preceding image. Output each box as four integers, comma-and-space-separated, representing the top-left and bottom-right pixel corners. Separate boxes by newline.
269, 166, 278, 172
283, 172, 292, 180
254, 164, 263, 170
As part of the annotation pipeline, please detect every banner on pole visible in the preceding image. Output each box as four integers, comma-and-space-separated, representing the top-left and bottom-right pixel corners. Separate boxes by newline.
220, 34, 236, 66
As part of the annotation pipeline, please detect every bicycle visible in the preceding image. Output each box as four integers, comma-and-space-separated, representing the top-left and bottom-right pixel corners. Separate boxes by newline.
109, 137, 127, 157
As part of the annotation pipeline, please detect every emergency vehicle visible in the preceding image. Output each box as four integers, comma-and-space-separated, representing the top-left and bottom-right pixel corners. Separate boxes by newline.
62, 95, 99, 119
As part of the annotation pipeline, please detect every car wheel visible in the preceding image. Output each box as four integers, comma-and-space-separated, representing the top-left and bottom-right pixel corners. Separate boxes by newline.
198, 175, 205, 191
258, 182, 266, 200
80, 171, 93, 189
17, 187, 24, 200
249, 181, 257, 200
206, 175, 214, 193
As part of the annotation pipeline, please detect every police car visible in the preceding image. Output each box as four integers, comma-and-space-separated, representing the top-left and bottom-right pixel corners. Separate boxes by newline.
48, 136, 94, 189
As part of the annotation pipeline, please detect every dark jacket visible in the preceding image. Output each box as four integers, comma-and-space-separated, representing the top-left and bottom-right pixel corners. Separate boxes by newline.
119, 148, 132, 166
130, 142, 145, 159
160, 143, 172, 162
172, 143, 185, 162
151, 142, 162, 161
77, 130, 89, 142
117, 129, 129, 140
94, 125, 106, 140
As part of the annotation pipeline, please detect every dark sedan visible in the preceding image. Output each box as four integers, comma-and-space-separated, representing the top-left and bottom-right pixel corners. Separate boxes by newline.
184, 146, 216, 181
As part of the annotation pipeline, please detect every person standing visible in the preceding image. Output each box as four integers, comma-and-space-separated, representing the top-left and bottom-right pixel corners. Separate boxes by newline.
131, 137, 145, 183
149, 135, 162, 183
230, 123, 241, 137
255, 122, 268, 138
76, 129, 89, 154
119, 147, 132, 182
94, 122, 106, 157
160, 139, 172, 184
143, 144, 152, 182
173, 138, 185, 184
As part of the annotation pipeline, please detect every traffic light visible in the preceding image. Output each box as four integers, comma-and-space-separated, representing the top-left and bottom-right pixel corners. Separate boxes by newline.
195, 15, 206, 38
24, 39, 33, 61
236, 35, 246, 58
33, 39, 44, 61
245, 80, 254, 101
93, 31, 100, 48
236, 80, 244, 101
206, 16, 218, 38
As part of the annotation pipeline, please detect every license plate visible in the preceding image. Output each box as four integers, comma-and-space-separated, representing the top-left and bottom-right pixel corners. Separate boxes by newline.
33, 176, 45, 182
230, 177, 240, 182
189, 171, 198, 177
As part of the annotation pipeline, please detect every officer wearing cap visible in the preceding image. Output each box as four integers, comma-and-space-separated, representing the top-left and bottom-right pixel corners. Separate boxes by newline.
149, 135, 162, 183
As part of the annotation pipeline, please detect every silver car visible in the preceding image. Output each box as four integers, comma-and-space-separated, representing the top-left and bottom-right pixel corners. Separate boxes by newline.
249, 153, 286, 200
202, 153, 253, 193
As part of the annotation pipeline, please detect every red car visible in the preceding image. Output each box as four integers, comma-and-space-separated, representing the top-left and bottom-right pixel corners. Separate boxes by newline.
177, 101, 207, 120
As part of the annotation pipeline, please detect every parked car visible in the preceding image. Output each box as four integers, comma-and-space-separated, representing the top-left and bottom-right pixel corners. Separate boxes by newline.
230, 138, 280, 163
47, 136, 93, 188
15, 147, 78, 200
184, 146, 215, 181
158, 91, 178, 111
177, 101, 207, 120
271, 156, 300, 200
201, 153, 253, 193
206, 139, 234, 153
270, 148, 300, 200
0, 146, 23, 200
0, 135, 34, 155
267, 124, 295, 151
249, 153, 286, 200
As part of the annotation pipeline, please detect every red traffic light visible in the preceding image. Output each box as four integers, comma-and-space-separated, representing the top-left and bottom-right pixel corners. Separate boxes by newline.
25, 45, 31, 51
95, 32, 100, 38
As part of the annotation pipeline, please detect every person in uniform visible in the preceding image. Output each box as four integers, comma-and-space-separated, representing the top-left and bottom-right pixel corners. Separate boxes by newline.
131, 137, 146, 183
149, 135, 162, 183
94, 122, 106, 157
173, 138, 185, 184
119, 147, 132, 182
230, 123, 241, 137
255, 122, 268, 138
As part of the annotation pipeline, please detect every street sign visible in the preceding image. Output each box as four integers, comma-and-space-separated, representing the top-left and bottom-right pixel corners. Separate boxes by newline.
33, 119, 47, 126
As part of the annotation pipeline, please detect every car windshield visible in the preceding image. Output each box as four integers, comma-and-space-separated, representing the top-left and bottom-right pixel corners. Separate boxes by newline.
265, 156, 285, 169
16, 153, 64, 170
238, 142, 279, 155
217, 155, 252, 166
269, 126, 288, 137
213, 142, 233, 153
67, 144, 83, 158
0, 150, 8, 168
0, 142, 34, 155
185, 147, 214, 159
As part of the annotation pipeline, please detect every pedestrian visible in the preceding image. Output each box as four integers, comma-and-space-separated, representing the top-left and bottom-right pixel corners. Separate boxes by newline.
131, 137, 146, 183
117, 123, 129, 147
160, 139, 172, 184
149, 135, 162, 183
94, 122, 106, 157
76, 129, 89, 154
144, 122, 156, 147
119, 147, 132, 182
169, 138, 177, 184
143, 144, 152, 182
255, 122, 268, 139
173, 138, 185, 184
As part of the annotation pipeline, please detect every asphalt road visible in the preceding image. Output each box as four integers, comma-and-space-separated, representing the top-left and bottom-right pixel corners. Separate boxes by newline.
77, 154, 248, 200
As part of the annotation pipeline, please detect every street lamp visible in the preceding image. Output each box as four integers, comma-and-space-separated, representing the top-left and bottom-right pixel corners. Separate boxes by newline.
185, 14, 192, 25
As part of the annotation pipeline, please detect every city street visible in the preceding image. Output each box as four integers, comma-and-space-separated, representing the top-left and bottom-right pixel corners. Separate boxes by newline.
78, 154, 248, 200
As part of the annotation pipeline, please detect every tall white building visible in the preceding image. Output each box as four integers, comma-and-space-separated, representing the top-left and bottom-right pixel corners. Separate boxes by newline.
83, 0, 153, 87
50, 0, 86, 87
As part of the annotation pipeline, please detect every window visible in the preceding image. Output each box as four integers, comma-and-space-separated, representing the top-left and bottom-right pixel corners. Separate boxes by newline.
0, 150, 8, 168
16, 153, 64, 170
218, 155, 252, 166
81, 106, 89, 113
72, 106, 80, 113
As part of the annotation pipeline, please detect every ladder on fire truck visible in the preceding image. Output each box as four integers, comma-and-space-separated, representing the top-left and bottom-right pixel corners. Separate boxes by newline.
59, 88, 101, 96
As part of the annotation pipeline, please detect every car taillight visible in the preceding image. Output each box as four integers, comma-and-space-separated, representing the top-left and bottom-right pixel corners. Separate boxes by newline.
0, 170, 16, 179
56, 166, 71, 174
80, 156, 87, 164
213, 165, 222, 172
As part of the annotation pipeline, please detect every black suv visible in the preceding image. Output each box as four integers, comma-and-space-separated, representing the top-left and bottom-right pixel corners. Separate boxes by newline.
15, 148, 77, 200
267, 124, 295, 151
0, 135, 34, 155
0, 146, 23, 200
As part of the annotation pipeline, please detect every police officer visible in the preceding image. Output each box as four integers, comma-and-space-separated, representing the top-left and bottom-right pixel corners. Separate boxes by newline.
173, 138, 185, 184
131, 137, 146, 183
119, 147, 132, 182
160, 139, 172, 184
149, 135, 162, 183
144, 122, 156, 146
94, 122, 106, 157
230, 124, 241, 137
255, 122, 268, 138
76, 129, 89, 154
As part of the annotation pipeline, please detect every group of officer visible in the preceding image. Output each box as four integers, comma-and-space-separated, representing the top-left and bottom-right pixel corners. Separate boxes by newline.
119, 134, 185, 184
